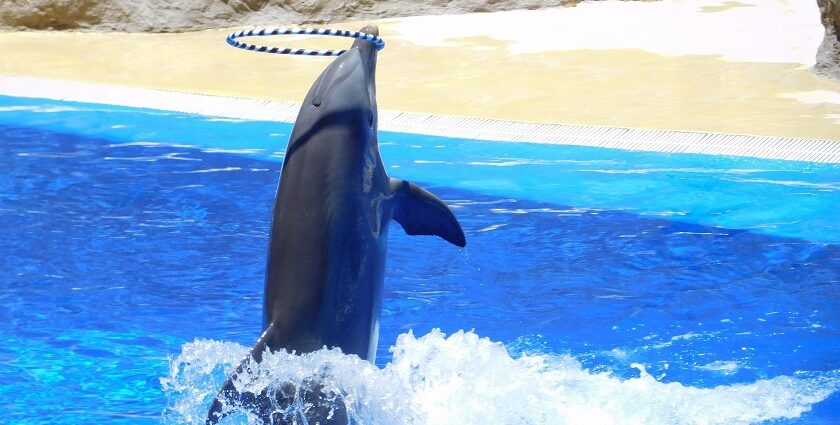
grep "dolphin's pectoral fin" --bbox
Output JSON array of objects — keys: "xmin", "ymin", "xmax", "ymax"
[
  {"xmin": 206, "ymin": 324, "xmax": 276, "ymax": 425},
  {"xmin": 390, "ymin": 178, "xmax": 466, "ymax": 247}
]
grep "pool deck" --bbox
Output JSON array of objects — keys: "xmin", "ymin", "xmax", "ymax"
[{"xmin": 1, "ymin": 0, "xmax": 840, "ymax": 161}]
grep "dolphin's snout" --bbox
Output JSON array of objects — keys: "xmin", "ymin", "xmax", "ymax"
[
  {"xmin": 351, "ymin": 25, "xmax": 379, "ymax": 62},
  {"xmin": 360, "ymin": 25, "xmax": 378, "ymax": 37}
]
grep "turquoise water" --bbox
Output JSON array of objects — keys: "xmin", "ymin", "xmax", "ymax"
[{"xmin": 1, "ymin": 95, "xmax": 839, "ymax": 424}]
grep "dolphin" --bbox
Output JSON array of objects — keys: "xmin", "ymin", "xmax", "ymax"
[{"xmin": 206, "ymin": 25, "xmax": 465, "ymax": 424}]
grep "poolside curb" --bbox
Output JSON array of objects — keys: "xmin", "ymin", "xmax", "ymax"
[{"xmin": 2, "ymin": 75, "xmax": 839, "ymax": 163}]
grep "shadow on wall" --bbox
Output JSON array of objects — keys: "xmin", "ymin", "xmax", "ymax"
[{"xmin": 0, "ymin": 0, "xmax": 580, "ymax": 32}]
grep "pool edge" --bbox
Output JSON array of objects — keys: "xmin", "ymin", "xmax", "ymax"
[{"xmin": 2, "ymin": 75, "xmax": 839, "ymax": 164}]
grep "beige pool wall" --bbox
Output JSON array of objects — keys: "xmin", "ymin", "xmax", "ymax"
[{"xmin": 0, "ymin": 0, "xmax": 839, "ymax": 141}]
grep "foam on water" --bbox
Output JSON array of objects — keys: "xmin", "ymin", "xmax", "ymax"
[{"xmin": 161, "ymin": 330, "xmax": 840, "ymax": 425}]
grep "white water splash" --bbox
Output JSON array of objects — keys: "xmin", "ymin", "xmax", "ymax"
[{"xmin": 161, "ymin": 330, "xmax": 840, "ymax": 425}]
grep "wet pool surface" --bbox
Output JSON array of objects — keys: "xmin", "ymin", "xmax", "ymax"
[{"xmin": 1, "ymin": 96, "xmax": 839, "ymax": 424}]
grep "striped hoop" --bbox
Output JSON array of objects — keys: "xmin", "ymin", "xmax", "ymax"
[{"xmin": 226, "ymin": 27, "xmax": 385, "ymax": 56}]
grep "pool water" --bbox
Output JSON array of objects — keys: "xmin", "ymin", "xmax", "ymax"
[{"xmin": 1, "ymin": 95, "xmax": 839, "ymax": 424}]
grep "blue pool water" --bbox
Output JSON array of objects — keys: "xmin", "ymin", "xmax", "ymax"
[{"xmin": 1, "ymin": 95, "xmax": 839, "ymax": 424}]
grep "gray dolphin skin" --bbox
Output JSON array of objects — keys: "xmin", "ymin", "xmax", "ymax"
[{"xmin": 206, "ymin": 25, "xmax": 465, "ymax": 424}]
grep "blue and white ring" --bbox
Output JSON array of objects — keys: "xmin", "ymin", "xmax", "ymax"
[{"xmin": 226, "ymin": 27, "xmax": 385, "ymax": 56}]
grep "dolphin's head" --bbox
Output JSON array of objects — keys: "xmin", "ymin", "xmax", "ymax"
[{"xmin": 291, "ymin": 25, "xmax": 380, "ymax": 154}]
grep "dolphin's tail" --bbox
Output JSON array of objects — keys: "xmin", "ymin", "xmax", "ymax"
[
  {"xmin": 206, "ymin": 323, "xmax": 275, "ymax": 425},
  {"xmin": 205, "ymin": 324, "xmax": 349, "ymax": 425}
]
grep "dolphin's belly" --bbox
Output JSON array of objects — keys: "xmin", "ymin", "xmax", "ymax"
[
  {"xmin": 263, "ymin": 177, "xmax": 387, "ymax": 360},
  {"xmin": 320, "ymin": 205, "xmax": 387, "ymax": 360}
]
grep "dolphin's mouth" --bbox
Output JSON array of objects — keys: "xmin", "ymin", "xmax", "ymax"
[{"xmin": 352, "ymin": 25, "xmax": 378, "ymax": 90}]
